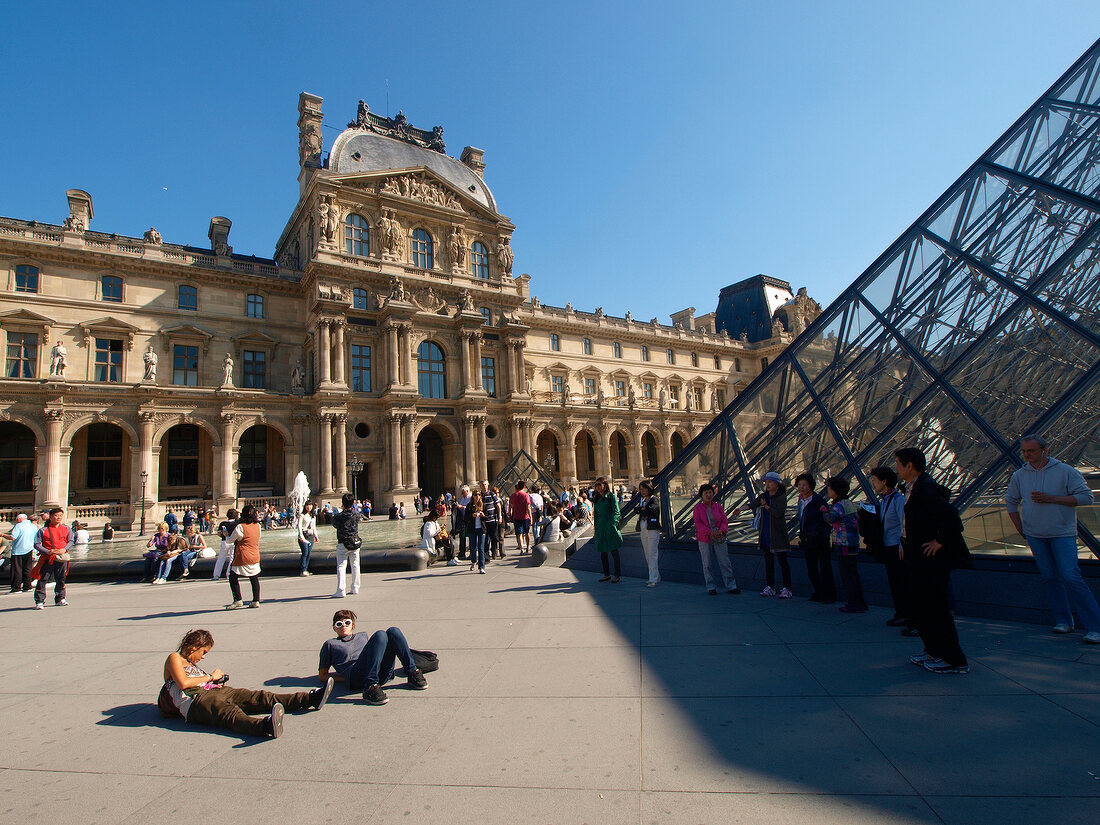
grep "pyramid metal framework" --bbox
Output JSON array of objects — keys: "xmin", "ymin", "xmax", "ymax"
[
  {"xmin": 490, "ymin": 450, "xmax": 564, "ymax": 502},
  {"xmin": 651, "ymin": 38, "xmax": 1100, "ymax": 557}
]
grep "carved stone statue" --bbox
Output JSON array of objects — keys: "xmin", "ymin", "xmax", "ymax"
[
  {"xmin": 299, "ymin": 121, "xmax": 322, "ymax": 166},
  {"xmin": 143, "ymin": 344, "xmax": 158, "ymax": 382},
  {"xmin": 526, "ymin": 377, "xmax": 533, "ymax": 394},
  {"xmin": 381, "ymin": 210, "xmax": 402, "ymax": 255},
  {"xmin": 596, "ymin": 388, "xmax": 606, "ymax": 408},
  {"xmin": 144, "ymin": 227, "xmax": 162, "ymax": 244},
  {"xmin": 562, "ymin": 381, "xmax": 570, "ymax": 405},
  {"xmin": 565, "ymin": 302, "xmax": 574, "ymax": 313},
  {"xmin": 50, "ymin": 340, "xmax": 68, "ymax": 377},
  {"xmin": 771, "ymin": 317, "xmax": 785, "ymax": 336},
  {"xmin": 628, "ymin": 387, "xmax": 637, "ymax": 408},
  {"xmin": 658, "ymin": 389, "xmax": 667, "ymax": 411},
  {"xmin": 496, "ymin": 236, "xmax": 514, "ymax": 276},
  {"xmin": 685, "ymin": 390, "xmax": 693, "ymax": 411},
  {"xmin": 322, "ymin": 196, "xmax": 339, "ymax": 244},
  {"xmin": 711, "ymin": 390, "xmax": 719, "ymax": 411},
  {"xmin": 222, "ymin": 352, "xmax": 234, "ymax": 386},
  {"xmin": 459, "ymin": 289, "xmax": 475, "ymax": 313},
  {"xmin": 625, "ymin": 311, "xmax": 633, "ymax": 323},
  {"xmin": 594, "ymin": 307, "xmax": 604, "ymax": 319},
  {"xmin": 739, "ymin": 331, "xmax": 749, "ymax": 342},
  {"xmin": 531, "ymin": 296, "xmax": 541, "ymax": 309},
  {"xmin": 317, "ymin": 198, "xmax": 333, "ymax": 245},
  {"xmin": 291, "ymin": 359, "xmax": 305, "ymax": 393},
  {"xmin": 63, "ymin": 215, "xmax": 86, "ymax": 233},
  {"xmin": 448, "ymin": 226, "xmax": 465, "ymax": 268},
  {"xmin": 389, "ymin": 275, "xmax": 406, "ymax": 301},
  {"xmin": 354, "ymin": 99, "xmax": 370, "ymax": 128}
]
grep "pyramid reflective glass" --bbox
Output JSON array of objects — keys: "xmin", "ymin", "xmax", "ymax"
[
  {"xmin": 490, "ymin": 450, "xmax": 564, "ymax": 502},
  {"xmin": 652, "ymin": 38, "xmax": 1100, "ymax": 557}
]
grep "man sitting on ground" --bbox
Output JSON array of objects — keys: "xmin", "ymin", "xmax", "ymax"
[{"xmin": 318, "ymin": 610, "xmax": 428, "ymax": 705}]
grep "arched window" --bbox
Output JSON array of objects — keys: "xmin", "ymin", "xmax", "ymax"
[
  {"xmin": 417, "ymin": 341, "xmax": 447, "ymax": 398},
  {"xmin": 353, "ymin": 288, "xmax": 368, "ymax": 309},
  {"xmin": 345, "ymin": 214, "xmax": 369, "ymax": 256},
  {"xmin": 642, "ymin": 432, "xmax": 658, "ymax": 471},
  {"xmin": 470, "ymin": 241, "xmax": 489, "ymax": 279},
  {"xmin": 412, "ymin": 229, "xmax": 433, "ymax": 269},
  {"xmin": 101, "ymin": 275, "xmax": 123, "ymax": 302}
]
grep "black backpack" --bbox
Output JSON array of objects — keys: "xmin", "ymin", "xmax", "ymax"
[{"xmin": 857, "ymin": 503, "xmax": 885, "ymax": 560}]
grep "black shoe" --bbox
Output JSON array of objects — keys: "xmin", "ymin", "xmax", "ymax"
[
  {"xmin": 707, "ymin": 589, "xmax": 717, "ymax": 596},
  {"xmin": 407, "ymin": 669, "xmax": 428, "ymax": 690},
  {"xmin": 728, "ymin": 588, "xmax": 741, "ymax": 595},
  {"xmin": 808, "ymin": 593, "xmax": 823, "ymax": 603},
  {"xmin": 599, "ymin": 575, "xmax": 611, "ymax": 582},
  {"xmin": 312, "ymin": 676, "xmax": 334, "ymax": 710},
  {"xmin": 265, "ymin": 703, "xmax": 285, "ymax": 738},
  {"xmin": 900, "ymin": 627, "xmax": 922, "ymax": 637},
  {"xmin": 363, "ymin": 683, "xmax": 389, "ymax": 705},
  {"xmin": 886, "ymin": 615, "xmax": 908, "ymax": 627}
]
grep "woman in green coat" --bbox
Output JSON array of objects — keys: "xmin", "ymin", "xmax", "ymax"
[{"xmin": 592, "ymin": 476, "xmax": 623, "ymax": 582}]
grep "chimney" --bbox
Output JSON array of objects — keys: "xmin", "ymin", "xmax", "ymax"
[
  {"xmin": 461, "ymin": 146, "xmax": 485, "ymax": 177},
  {"xmin": 64, "ymin": 189, "xmax": 93, "ymax": 232},
  {"xmin": 208, "ymin": 217, "xmax": 232, "ymax": 256}
]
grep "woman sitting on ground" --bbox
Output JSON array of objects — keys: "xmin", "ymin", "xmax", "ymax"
[{"xmin": 161, "ymin": 628, "xmax": 332, "ymax": 739}]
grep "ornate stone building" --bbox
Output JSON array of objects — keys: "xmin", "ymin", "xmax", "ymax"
[{"xmin": 0, "ymin": 94, "xmax": 819, "ymax": 527}]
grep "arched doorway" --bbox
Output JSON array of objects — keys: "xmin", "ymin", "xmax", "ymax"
[
  {"xmin": 160, "ymin": 424, "xmax": 214, "ymax": 501},
  {"xmin": 642, "ymin": 431, "xmax": 659, "ymax": 475},
  {"xmin": 0, "ymin": 421, "xmax": 37, "ymax": 505},
  {"xmin": 69, "ymin": 422, "xmax": 130, "ymax": 504},
  {"xmin": 671, "ymin": 432, "xmax": 686, "ymax": 460},
  {"xmin": 574, "ymin": 430, "xmax": 597, "ymax": 480},
  {"xmin": 536, "ymin": 430, "xmax": 560, "ymax": 480},
  {"xmin": 609, "ymin": 431, "xmax": 628, "ymax": 479},
  {"xmin": 238, "ymin": 424, "xmax": 285, "ymax": 497},
  {"xmin": 416, "ymin": 426, "xmax": 446, "ymax": 499}
]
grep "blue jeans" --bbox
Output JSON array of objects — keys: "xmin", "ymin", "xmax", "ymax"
[
  {"xmin": 1026, "ymin": 535, "xmax": 1100, "ymax": 632},
  {"xmin": 348, "ymin": 627, "xmax": 416, "ymax": 689},
  {"xmin": 156, "ymin": 555, "xmax": 180, "ymax": 580},
  {"xmin": 470, "ymin": 527, "xmax": 485, "ymax": 570},
  {"xmin": 299, "ymin": 539, "xmax": 313, "ymax": 573}
]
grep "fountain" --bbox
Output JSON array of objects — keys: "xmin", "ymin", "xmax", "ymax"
[{"xmin": 288, "ymin": 471, "xmax": 311, "ymax": 523}]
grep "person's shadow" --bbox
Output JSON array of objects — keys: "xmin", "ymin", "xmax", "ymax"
[{"xmin": 99, "ymin": 702, "xmax": 267, "ymax": 746}]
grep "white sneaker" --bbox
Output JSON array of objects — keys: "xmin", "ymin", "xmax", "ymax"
[
  {"xmin": 1052, "ymin": 623, "xmax": 1073, "ymax": 634},
  {"xmin": 760, "ymin": 586, "xmax": 776, "ymax": 597},
  {"xmin": 332, "ymin": 591, "xmax": 345, "ymax": 598},
  {"xmin": 33, "ymin": 602, "xmax": 44, "ymax": 610},
  {"xmin": 299, "ymin": 571, "xmax": 312, "ymax": 577},
  {"xmin": 57, "ymin": 599, "xmax": 68, "ymax": 606},
  {"xmin": 1084, "ymin": 631, "xmax": 1100, "ymax": 644},
  {"xmin": 777, "ymin": 587, "xmax": 793, "ymax": 599},
  {"xmin": 446, "ymin": 559, "xmax": 459, "ymax": 566}
]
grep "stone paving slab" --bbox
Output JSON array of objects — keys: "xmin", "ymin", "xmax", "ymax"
[{"xmin": 1, "ymin": 557, "xmax": 1098, "ymax": 825}]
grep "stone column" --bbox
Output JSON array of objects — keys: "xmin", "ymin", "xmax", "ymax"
[
  {"xmin": 219, "ymin": 412, "xmax": 236, "ymax": 506},
  {"xmin": 597, "ymin": 427, "xmax": 612, "ymax": 477},
  {"xmin": 399, "ymin": 323, "xmax": 414, "ymax": 388},
  {"xmin": 510, "ymin": 418, "xmax": 523, "ymax": 456},
  {"xmin": 332, "ymin": 321, "xmax": 346, "ymax": 386},
  {"xmin": 138, "ymin": 411, "xmax": 156, "ymax": 510},
  {"xmin": 628, "ymin": 427, "xmax": 643, "ymax": 483},
  {"xmin": 503, "ymin": 341, "xmax": 515, "ymax": 396},
  {"xmin": 477, "ymin": 416, "xmax": 488, "ymax": 483},
  {"xmin": 318, "ymin": 319, "xmax": 332, "ymax": 387},
  {"xmin": 514, "ymin": 341, "xmax": 526, "ymax": 394},
  {"xmin": 459, "ymin": 331, "xmax": 472, "ymax": 391},
  {"xmin": 659, "ymin": 425, "xmax": 674, "ymax": 469},
  {"xmin": 471, "ymin": 332, "xmax": 483, "ymax": 392},
  {"xmin": 44, "ymin": 409, "xmax": 64, "ymax": 508},
  {"xmin": 319, "ymin": 414, "xmax": 333, "ymax": 495},
  {"xmin": 523, "ymin": 419, "xmax": 535, "ymax": 457},
  {"xmin": 333, "ymin": 414, "xmax": 348, "ymax": 493},
  {"xmin": 402, "ymin": 414, "xmax": 416, "ymax": 492},
  {"xmin": 463, "ymin": 416, "xmax": 476, "ymax": 483},
  {"xmin": 386, "ymin": 323, "xmax": 400, "ymax": 389},
  {"xmin": 563, "ymin": 427, "xmax": 579, "ymax": 485},
  {"xmin": 388, "ymin": 414, "xmax": 404, "ymax": 489}
]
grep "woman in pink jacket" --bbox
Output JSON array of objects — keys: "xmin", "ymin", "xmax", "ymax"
[{"xmin": 692, "ymin": 484, "xmax": 740, "ymax": 595}]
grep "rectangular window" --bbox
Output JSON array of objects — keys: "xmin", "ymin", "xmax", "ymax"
[
  {"xmin": 101, "ymin": 276, "xmax": 123, "ymax": 302},
  {"xmin": 614, "ymin": 380, "xmax": 626, "ymax": 404},
  {"xmin": 6, "ymin": 332, "xmax": 37, "ymax": 378},
  {"xmin": 243, "ymin": 350, "xmax": 266, "ymax": 389},
  {"xmin": 693, "ymin": 387, "xmax": 704, "ymax": 409},
  {"xmin": 479, "ymin": 307, "xmax": 491, "ymax": 326},
  {"xmin": 15, "ymin": 265, "xmax": 39, "ymax": 293},
  {"xmin": 715, "ymin": 389, "xmax": 726, "ymax": 408},
  {"xmin": 247, "ymin": 294, "xmax": 264, "ymax": 318},
  {"xmin": 583, "ymin": 338, "xmax": 592, "ymax": 355},
  {"xmin": 670, "ymin": 385, "xmax": 680, "ymax": 406},
  {"xmin": 94, "ymin": 338, "xmax": 123, "ymax": 382},
  {"xmin": 86, "ymin": 423, "xmax": 122, "ymax": 489},
  {"xmin": 714, "ymin": 355, "xmax": 721, "ymax": 370},
  {"xmin": 351, "ymin": 344, "xmax": 371, "ymax": 392},
  {"xmin": 353, "ymin": 288, "xmax": 368, "ymax": 309},
  {"xmin": 481, "ymin": 356, "xmax": 496, "ymax": 397},
  {"xmin": 551, "ymin": 374, "xmax": 563, "ymax": 394},
  {"xmin": 550, "ymin": 333, "xmax": 560, "ymax": 351},
  {"xmin": 643, "ymin": 382, "xmax": 653, "ymax": 399},
  {"xmin": 172, "ymin": 344, "xmax": 199, "ymax": 386},
  {"xmin": 613, "ymin": 342, "xmax": 622, "ymax": 358},
  {"xmin": 178, "ymin": 285, "xmax": 197, "ymax": 311},
  {"xmin": 667, "ymin": 348, "xmax": 675, "ymax": 365},
  {"xmin": 691, "ymin": 352, "xmax": 698, "ymax": 367},
  {"xmin": 584, "ymin": 377, "xmax": 596, "ymax": 396},
  {"xmin": 641, "ymin": 345, "xmax": 649, "ymax": 362}
]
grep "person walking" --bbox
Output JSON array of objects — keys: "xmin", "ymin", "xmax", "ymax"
[
  {"xmin": 821, "ymin": 477, "xmax": 867, "ymax": 613},
  {"xmin": 225, "ymin": 504, "xmax": 262, "ymax": 609},
  {"xmin": 296, "ymin": 501, "xmax": 318, "ymax": 577},
  {"xmin": 212, "ymin": 509, "xmax": 238, "ymax": 580},
  {"xmin": 592, "ymin": 476, "xmax": 623, "ymax": 582},
  {"xmin": 692, "ymin": 484, "xmax": 739, "ymax": 595},
  {"xmin": 896, "ymin": 447, "xmax": 973, "ymax": 674},
  {"xmin": 4, "ymin": 513, "xmax": 37, "ymax": 593},
  {"xmin": 508, "ymin": 481, "xmax": 533, "ymax": 554},
  {"xmin": 481, "ymin": 481, "xmax": 503, "ymax": 559},
  {"xmin": 331, "ymin": 493, "xmax": 363, "ymax": 598},
  {"xmin": 1005, "ymin": 435, "xmax": 1100, "ymax": 643},
  {"xmin": 636, "ymin": 480, "xmax": 662, "ymax": 587}
]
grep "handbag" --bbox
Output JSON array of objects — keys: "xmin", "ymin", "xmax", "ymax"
[
  {"xmin": 411, "ymin": 648, "xmax": 439, "ymax": 673},
  {"xmin": 54, "ymin": 552, "xmax": 71, "ymax": 564}
]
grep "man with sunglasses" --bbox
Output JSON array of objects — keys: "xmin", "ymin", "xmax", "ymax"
[{"xmin": 318, "ymin": 610, "xmax": 428, "ymax": 705}]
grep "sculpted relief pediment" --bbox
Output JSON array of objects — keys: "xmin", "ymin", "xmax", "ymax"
[{"xmin": 380, "ymin": 172, "xmax": 462, "ymax": 210}]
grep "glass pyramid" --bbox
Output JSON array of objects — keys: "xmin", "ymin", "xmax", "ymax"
[
  {"xmin": 491, "ymin": 449, "xmax": 564, "ymax": 502},
  {"xmin": 653, "ymin": 38, "xmax": 1100, "ymax": 557}
]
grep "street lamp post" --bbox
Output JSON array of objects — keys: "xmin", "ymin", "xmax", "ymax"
[
  {"xmin": 234, "ymin": 468, "xmax": 242, "ymax": 508},
  {"xmin": 347, "ymin": 454, "xmax": 364, "ymax": 501},
  {"xmin": 32, "ymin": 472, "xmax": 40, "ymax": 511},
  {"xmin": 139, "ymin": 470, "xmax": 149, "ymax": 536}
]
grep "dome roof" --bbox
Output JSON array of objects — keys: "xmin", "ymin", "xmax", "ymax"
[{"xmin": 328, "ymin": 129, "xmax": 497, "ymax": 212}]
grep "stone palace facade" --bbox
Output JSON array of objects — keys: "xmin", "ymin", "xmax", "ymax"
[{"xmin": 0, "ymin": 94, "xmax": 821, "ymax": 527}]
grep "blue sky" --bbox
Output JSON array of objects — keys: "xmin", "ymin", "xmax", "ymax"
[{"xmin": 3, "ymin": 2, "xmax": 1100, "ymax": 322}]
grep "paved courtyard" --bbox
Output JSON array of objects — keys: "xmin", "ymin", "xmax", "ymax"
[{"xmin": 1, "ymin": 554, "xmax": 1098, "ymax": 825}]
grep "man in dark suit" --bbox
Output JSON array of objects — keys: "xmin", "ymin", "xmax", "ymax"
[
  {"xmin": 895, "ymin": 447, "xmax": 973, "ymax": 674},
  {"xmin": 795, "ymin": 473, "xmax": 835, "ymax": 603}
]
